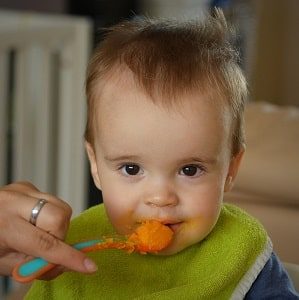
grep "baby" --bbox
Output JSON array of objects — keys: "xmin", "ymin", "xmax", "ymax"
[{"xmin": 26, "ymin": 10, "xmax": 298, "ymax": 299}]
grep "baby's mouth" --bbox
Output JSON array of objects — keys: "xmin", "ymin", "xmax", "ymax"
[
  {"xmin": 135, "ymin": 219, "xmax": 183, "ymax": 233},
  {"xmin": 164, "ymin": 222, "xmax": 183, "ymax": 233}
]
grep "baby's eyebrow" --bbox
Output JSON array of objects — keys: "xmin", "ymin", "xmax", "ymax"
[
  {"xmin": 104, "ymin": 154, "xmax": 140, "ymax": 162},
  {"xmin": 178, "ymin": 156, "xmax": 217, "ymax": 165},
  {"xmin": 104, "ymin": 155, "xmax": 217, "ymax": 165}
]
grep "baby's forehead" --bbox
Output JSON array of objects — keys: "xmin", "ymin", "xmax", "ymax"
[
  {"xmin": 95, "ymin": 65, "xmax": 230, "ymax": 115},
  {"xmin": 93, "ymin": 75, "xmax": 232, "ymax": 136}
]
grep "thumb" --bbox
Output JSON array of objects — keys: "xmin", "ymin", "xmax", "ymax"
[{"xmin": 11, "ymin": 220, "xmax": 98, "ymax": 274}]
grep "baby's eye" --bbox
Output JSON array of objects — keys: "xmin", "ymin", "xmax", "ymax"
[
  {"xmin": 121, "ymin": 164, "xmax": 142, "ymax": 176},
  {"xmin": 179, "ymin": 165, "xmax": 204, "ymax": 177}
]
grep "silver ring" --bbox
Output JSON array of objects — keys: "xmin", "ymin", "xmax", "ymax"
[{"xmin": 30, "ymin": 199, "xmax": 48, "ymax": 226}]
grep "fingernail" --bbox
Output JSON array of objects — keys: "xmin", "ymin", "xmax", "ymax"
[{"xmin": 84, "ymin": 258, "xmax": 98, "ymax": 272}]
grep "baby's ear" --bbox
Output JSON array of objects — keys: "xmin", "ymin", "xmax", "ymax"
[
  {"xmin": 85, "ymin": 141, "xmax": 102, "ymax": 190},
  {"xmin": 224, "ymin": 147, "xmax": 245, "ymax": 192}
]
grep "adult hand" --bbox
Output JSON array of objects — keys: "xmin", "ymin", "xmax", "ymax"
[{"xmin": 0, "ymin": 182, "xmax": 97, "ymax": 279}]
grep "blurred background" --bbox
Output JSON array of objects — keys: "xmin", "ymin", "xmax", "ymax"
[{"xmin": 0, "ymin": 0, "xmax": 298, "ymax": 298}]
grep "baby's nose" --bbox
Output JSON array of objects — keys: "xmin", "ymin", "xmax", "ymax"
[{"xmin": 144, "ymin": 186, "xmax": 179, "ymax": 207}]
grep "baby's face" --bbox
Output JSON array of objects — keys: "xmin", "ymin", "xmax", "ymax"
[{"xmin": 87, "ymin": 75, "xmax": 235, "ymax": 255}]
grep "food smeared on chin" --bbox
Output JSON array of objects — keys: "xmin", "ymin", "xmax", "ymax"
[{"xmin": 128, "ymin": 220, "xmax": 174, "ymax": 253}]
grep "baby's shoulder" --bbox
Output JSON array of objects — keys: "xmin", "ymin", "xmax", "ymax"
[{"xmin": 246, "ymin": 253, "xmax": 299, "ymax": 299}]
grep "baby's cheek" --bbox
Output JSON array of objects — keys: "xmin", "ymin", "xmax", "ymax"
[
  {"xmin": 103, "ymin": 197, "xmax": 121, "ymax": 222},
  {"xmin": 179, "ymin": 216, "xmax": 219, "ymax": 247},
  {"xmin": 104, "ymin": 199, "xmax": 134, "ymax": 234},
  {"xmin": 183, "ymin": 220, "xmax": 206, "ymax": 239}
]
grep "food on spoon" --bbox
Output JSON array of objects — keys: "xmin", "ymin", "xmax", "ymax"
[
  {"xmin": 128, "ymin": 220, "xmax": 174, "ymax": 253},
  {"xmin": 80, "ymin": 220, "xmax": 174, "ymax": 254}
]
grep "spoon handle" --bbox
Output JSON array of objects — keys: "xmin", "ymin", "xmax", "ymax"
[{"xmin": 12, "ymin": 239, "xmax": 101, "ymax": 283}]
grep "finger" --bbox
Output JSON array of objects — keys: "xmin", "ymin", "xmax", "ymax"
[
  {"xmin": 24, "ymin": 197, "xmax": 72, "ymax": 240},
  {"xmin": 2, "ymin": 191, "xmax": 71, "ymax": 240},
  {"xmin": 22, "ymin": 190, "xmax": 72, "ymax": 211},
  {"xmin": 23, "ymin": 192, "xmax": 73, "ymax": 234},
  {"xmin": 1, "ymin": 182, "xmax": 40, "ymax": 195},
  {"xmin": 2, "ymin": 182, "xmax": 71, "ymax": 212},
  {"xmin": 0, "ymin": 252, "xmax": 27, "ymax": 276},
  {"xmin": 7, "ymin": 219, "xmax": 97, "ymax": 273}
]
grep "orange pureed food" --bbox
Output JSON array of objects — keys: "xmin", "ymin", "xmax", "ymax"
[
  {"xmin": 80, "ymin": 220, "xmax": 174, "ymax": 254},
  {"xmin": 128, "ymin": 220, "xmax": 174, "ymax": 253}
]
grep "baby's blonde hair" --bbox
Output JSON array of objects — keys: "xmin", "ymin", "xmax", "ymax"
[{"xmin": 85, "ymin": 9, "xmax": 247, "ymax": 156}]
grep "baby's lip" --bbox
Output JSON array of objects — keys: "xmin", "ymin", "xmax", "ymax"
[
  {"xmin": 164, "ymin": 221, "xmax": 183, "ymax": 232},
  {"xmin": 162, "ymin": 220, "xmax": 182, "ymax": 224},
  {"xmin": 161, "ymin": 219, "xmax": 182, "ymax": 225},
  {"xmin": 137, "ymin": 218, "xmax": 181, "ymax": 225},
  {"xmin": 148, "ymin": 220, "xmax": 183, "ymax": 233},
  {"xmin": 138, "ymin": 218, "xmax": 183, "ymax": 232}
]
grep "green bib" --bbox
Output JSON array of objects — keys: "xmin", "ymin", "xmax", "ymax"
[{"xmin": 26, "ymin": 203, "xmax": 272, "ymax": 300}]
